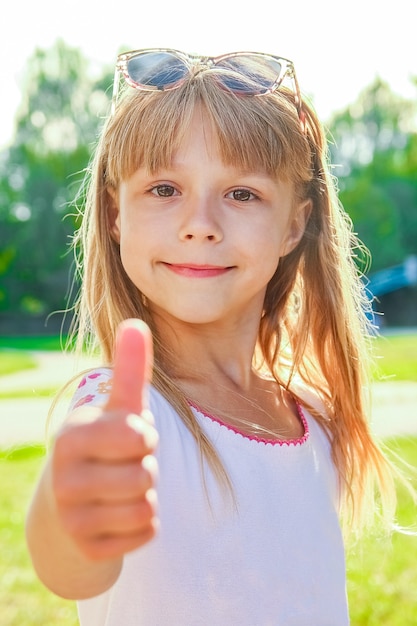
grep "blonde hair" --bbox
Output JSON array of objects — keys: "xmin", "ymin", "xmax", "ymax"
[{"xmin": 71, "ymin": 72, "xmax": 397, "ymax": 533}]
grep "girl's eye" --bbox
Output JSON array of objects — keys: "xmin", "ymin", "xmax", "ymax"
[
  {"xmin": 151, "ymin": 184, "xmax": 176, "ymax": 197},
  {"xmin": 228, "ymin": 189, "xmax": 256, "ymax": 202}
]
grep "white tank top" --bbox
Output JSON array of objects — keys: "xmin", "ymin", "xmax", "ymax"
[{"xmin": 71, "ymin": 369, "xmax": 349, "ymax": 625}]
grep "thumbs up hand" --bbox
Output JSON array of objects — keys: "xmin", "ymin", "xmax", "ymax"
[{"xmin": 52, "ymin": 320, "xmax": 159, "ymax": 562}]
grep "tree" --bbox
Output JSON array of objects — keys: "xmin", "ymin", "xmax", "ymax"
[
  {"xmin": 1, "ymin": 46, "xmax": 416, "ymax": 328},
  {"xmin": 0, "ymin": 41, "xmax": 112, "ymax": 321},
  {"xmin": 328, "ymin": 78, "xmax": 417, "ymax": 272}
]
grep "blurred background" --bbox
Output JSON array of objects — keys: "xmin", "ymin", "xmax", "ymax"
[
  {"xmin": 0, "ymin": 3, "xmax": 416, "ymax": 623},
  {"xmin": 0, "ymin": 0, "xmax": 416, "ymax": 335}
]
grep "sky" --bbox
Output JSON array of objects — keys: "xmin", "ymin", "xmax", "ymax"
[{"xmin": 1, "ymin": 0, "xmax": 416, "ymax": 149}]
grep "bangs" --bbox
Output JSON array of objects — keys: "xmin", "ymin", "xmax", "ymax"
[{"xmin": 103, "ymin": 75, "xmax": 312, "ymax": 187}]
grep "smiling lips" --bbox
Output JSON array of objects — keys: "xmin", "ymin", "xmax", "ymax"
[{"xmin": 163, "ymin": 263, "xmax": 233, "ymax": 278}]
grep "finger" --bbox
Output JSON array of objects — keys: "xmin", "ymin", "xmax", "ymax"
[
  {"xmin": 54, "ymin": 413, "xmax": 158, "ymax": 464},
  {"xmin": 106, "ymin": 319, "xmax": 153, "ymax": 416},
  {"xmin": 81, "ymin": 524, "xmax": 158, "ymax": 561},
  {"xmin": 62, "ymin": 490, "xmax": 158, "ymax": 560},
  {"xmin": 66, "ymin": 492, "xmax": 157, "ymax": 538},
  {"xmin": 55, "ymin": 455, "xmax": 158, "ymax": 504},
  {"xmin": 74, "ymin": 502, "xmax": 159, "ymax": 561}
]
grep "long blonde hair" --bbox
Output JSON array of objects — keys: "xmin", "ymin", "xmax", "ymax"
[{"xmin": 71, "ymin": 72, "xmax": 397, "ymax": 533}]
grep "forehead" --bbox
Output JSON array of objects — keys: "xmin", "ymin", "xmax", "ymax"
[
  {"xmin": 106, "ymin": 91, "xmax": 308, "ymax": 187},
  {"xmin": 166, "ymin": 109, "xmax": 266, "ymax": 173}
]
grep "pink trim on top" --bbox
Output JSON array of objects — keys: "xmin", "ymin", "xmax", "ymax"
[{"xmin": 188, "ymin": 399, "xmax": 309, "ymax": 447}]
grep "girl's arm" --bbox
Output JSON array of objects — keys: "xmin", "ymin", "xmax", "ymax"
[{"xmin": 25, "ymin": 320, "xmax": 158, "ymax": 599}]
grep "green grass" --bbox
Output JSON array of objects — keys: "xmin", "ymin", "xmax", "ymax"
[
  {"xmin": 0, "ymin": 388, "xmax": 59, "ymax": 400},
  {"xmin": 0, "ymin": 446, "xmax": 78, "ymax": 625},
  {"xmin": 0, "ymin": 351, "xmax": 37, "ymax": 376},
  {"xmin": 0, "ymin": 334, "xmax": 77, "ymax": 397},
  {"xmin": 1, "ymin": 440, "xmax": 416, "ymax": 625},
  {"xmin": 0, "ymin": 336, "xmax": 66, "ymax": 351},
  {"xmin": 372, "ymin": 334, "xmax": 417, "ymax": 382},
  {"xmin": 0, "ymin": 350, "xmax": 55, "ymax": 396},
  {"xmin": 347, "ymin": 437, "xmax": 417, "ymax": 625},
  {"xmin": 0, "ymin": 335, "xmax": 64, "ymax": 378}
]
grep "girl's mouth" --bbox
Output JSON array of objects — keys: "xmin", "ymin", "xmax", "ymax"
[{"xmin": 163, "ymin": 263, "xmax": 233, "ymax": 278}]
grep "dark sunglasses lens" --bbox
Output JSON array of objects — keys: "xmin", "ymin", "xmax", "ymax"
[
  {"xmin": 216, "ymin": 55, "xmax": 282, "ymax": 95},
  {"xmin": 127, "ymin": 52, "xmax": 189, "ymax": 89}
]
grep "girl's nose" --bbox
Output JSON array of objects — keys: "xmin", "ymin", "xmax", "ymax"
[{"xmin": 178, "ymin": 195, "xmax": 223, "ymax": 242}]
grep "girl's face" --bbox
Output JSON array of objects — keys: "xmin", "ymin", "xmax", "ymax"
[{"xmin": 109, "ymin": 109, "xmax": 310, "ymax": 331}]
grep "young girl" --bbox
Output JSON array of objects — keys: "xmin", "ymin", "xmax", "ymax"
[{"xmin": 26, "ymin": 49, "xmax": 397, "ymax": 625}]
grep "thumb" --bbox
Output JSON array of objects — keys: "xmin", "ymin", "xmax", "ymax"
[{"xmin": 106, "ymin": 319, "xmax": 153, "ymax": 416}]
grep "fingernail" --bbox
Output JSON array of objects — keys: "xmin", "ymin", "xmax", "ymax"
[
  {"xmin": 127, "ymin": 414, "xmax": 146, "ymax": 434},
  {"xmin": 141, "ymin": 408, "xmax": 154, "ymax": 425},
  {"xmin": 127, "ymin": 414, "xmax": 158, "ymax": 447}
]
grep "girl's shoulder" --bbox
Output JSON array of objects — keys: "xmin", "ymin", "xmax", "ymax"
[
  {"xmin": 68, "ymin": 367, "xmax": 113, "ymax": 412},
  {"xmin": 67, "ymin": 367, "xmax": 170, "ymax": 414}
]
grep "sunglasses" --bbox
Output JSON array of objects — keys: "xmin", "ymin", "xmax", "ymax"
[{"xmin": 112, "ymin": 48, "xmax": 306, "ymax": 131}]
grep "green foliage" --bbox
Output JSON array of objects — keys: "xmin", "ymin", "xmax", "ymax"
[
  {"xmin": 0, "ymin": 43, "xmax": 416, "ymax": 327},
  {"xmin": 329, "ymin": 78, "xmax": 417, "ymax": 272},
  {"xmin": 0, "ymin": 40, "xmax": 112, "ymax": 318},
  {"xmin": 0, "ymin": 335, "xmax": 65, "ymax": 351}
]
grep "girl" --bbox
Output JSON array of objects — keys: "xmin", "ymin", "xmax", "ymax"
[{"xmin": 26, "ymin": 49, "xmax": 397, "ymax": 625}]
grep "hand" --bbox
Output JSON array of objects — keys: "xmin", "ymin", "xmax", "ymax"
[{"xmin": 52, "ymin": 319, "xmax": 158, "ymax": 561}]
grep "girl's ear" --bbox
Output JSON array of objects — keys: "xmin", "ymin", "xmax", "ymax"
[
  {"xmin": 280, "ymin": 199, "xmax": 312, "ymax": 257},
  {"xmin": 107, "ymin": 187, "xmax": 121, "ymax": 243}
]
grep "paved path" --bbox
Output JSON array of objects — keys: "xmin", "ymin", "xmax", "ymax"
[
  {"xmin": 0, "ymin": 352, "xmax": 416, "ymax": 447},
  {"xmin": 0, "ymin": 351, "xmax": 99, "ymax": 446}
]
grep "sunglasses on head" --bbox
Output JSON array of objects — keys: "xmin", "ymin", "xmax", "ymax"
[{"xmin": 112, "ymin": 48, "xmax": 306, "ymax": 131}]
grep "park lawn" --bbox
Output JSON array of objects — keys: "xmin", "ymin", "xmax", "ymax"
[
  {"xmin": 372, "ymin": 333, "xmax": 417, "ymax": 382},
  {"xmin": 0, "ymin": 335, "xmax": 63, "ymax": 377},
  {"xmin": 1, "ymin": 440, "xmax": 416, "ymax": 626},
  {"xmin": 347, "ymin": 437, "xmax": 417, "ymax": 625},
  {"xmin": 0, "ymin": 351, "xmax": 37, "ymax": 377},
  {"xmin": 0, "ymin": 446, "xmax": 78, "ymax": 625},
  {"xmin": 0, "ymin": 352, "xmax": 56, "ymax": 398},
  {"xmin": 0, "ymin": 336, "xmax": 66, "ymax": 351},
  {"xmin": 0, "ymin": 388, "xmax": 59, "ymax": 400}
]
